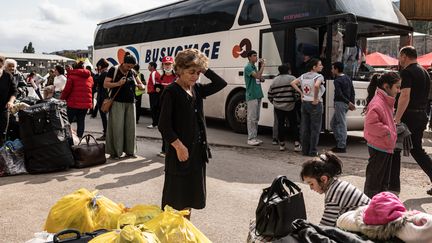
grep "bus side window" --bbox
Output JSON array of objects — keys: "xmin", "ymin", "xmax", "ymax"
[
  {"xmin": 238, "ymin": 0, "xmax": 264, "ymax": 25},
  {"xmin": 198, "ymin": 0, "xmax": 239, "ymax": 34}
]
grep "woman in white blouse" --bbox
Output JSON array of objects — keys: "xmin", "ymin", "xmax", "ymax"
[{"xmin": 53, "ymin": 65, "xmax": 67, "ymax": 98}]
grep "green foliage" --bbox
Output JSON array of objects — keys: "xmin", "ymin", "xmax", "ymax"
[
  {"xmin": 410, "ymin": 21, "xmax": 432, "ymax": 35},
  {"xmin": 23, "ymin": 42, "xmax": 35, "ymax": 53},
  {"xmin": 63, "ymin": 52, "xmax": 78, "ymax": 60}
]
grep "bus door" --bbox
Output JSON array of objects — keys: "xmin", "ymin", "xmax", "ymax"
[
  {"xmin": 258, "ymin": 28, "xmax": 285, "ymax": 127},
  {"xmin": 258, "ymin": 26, "xmax": 321, "ymax": 127}
]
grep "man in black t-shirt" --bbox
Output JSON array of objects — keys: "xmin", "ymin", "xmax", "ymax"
[{"xmin": 394, "ymin": 46, "xmax": 432, "ymax": 195}]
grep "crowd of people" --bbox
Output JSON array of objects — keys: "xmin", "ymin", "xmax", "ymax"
[
  {"xmin": 245, "ymin": 49, "xmax": 355, "ymax": 157},
  {"xmin": 1, "ymin": 45, "xmax": 432, "ymax": 235},
  {"xmin": 244, "ymin": 46, "xmax": 432, "ymax": 241}
]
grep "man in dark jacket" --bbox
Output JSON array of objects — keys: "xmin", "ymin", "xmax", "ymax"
[
  {"xmin": 330, "ymin": 62, "xmax": 355, "ymax": 153},
  {"xmin": 0, "ymin": 56, "xmax": 18, "ymax": 146}
]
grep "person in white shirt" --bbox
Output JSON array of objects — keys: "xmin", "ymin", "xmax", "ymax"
[
  {"xmin": 53, "ymin": 65, "xmax": 67, "ymax": 98},
  {"xmin": 291, "ymin": 58, "xmax": 325, "ymax": 156}
]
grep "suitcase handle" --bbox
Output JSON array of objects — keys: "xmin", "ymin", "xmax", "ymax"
[{"xmin": 53, "ymin": 229, "xmax": 81, "ymax": 242}]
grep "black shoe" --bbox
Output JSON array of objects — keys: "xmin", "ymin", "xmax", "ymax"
[
  {"xmin": 427, "ymin": 188, "xmax": 432, "ymax": 196},
  {"xmin": 125, "ymin": 154, "xmax": 137, "ymax": 158},
  {"xmin": 96, "ymin": 135, "xmax": 105, "ymax": 141},
  {"xmin": 331, "ymin": 147, "xmax": 346, "ymax": 153},
  {"xmin": 108, "ymin": 155, "xmax": 120, "ymax": 160}
]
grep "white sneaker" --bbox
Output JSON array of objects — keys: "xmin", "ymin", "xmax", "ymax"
[
  {"xmin": 157, "ymin": 152, "xmax": 166, "ymax": 158},
  {"xmin": 147, "ymin": 125, "xmax": 157, "ymax": 129},
  {"xmin": 279, "ymin": 143, "xmax": 286, "ymax": 151},
  {"xmin": 247, "ymin": 139, "xmax": 260, "ymax": 146},
  {"xmin": 255, "ymin": 138, "xmax": 263, "ymax": 144},
  {"xmin": 294, "ymin": 142, "xmax": 302, "ymax": 152}
]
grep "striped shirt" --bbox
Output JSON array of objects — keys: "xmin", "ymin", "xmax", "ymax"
[
  {"xmin": 320, "ymin": 179, "xmax": 370, "ymax": 226},
  {"xmin": 267, "ymin": 74, "xmax": 297, "ymax": 111}
]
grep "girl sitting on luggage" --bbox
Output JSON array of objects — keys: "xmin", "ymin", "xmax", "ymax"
[{"xmin": 300, "ymin": 151, "xmax": 370, "ymax": 226}]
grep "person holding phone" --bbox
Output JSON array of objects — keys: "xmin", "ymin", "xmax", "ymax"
[
  {"xmin": 244, "ymin": 50, "xmax": 265, "ymax": 146},
  {"xmin": 104, "ymin": 53, "xmax": 145, "ymax": 159}
]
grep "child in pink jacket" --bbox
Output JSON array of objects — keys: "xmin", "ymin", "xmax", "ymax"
[{"xmin": 363, "ymin": 72, "xmax": 401, "ymax": 198}]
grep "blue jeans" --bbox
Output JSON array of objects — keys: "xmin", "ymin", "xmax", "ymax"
[
  {"xmin": 247, "ymin": 99, "xmax": 261, "ymax": 140},
  {"xmin": 330, "ymin": 101, "xmax": 348, "ymax": 148},
  {"xmin": 301, "ymin": 102, "xmax": 323, "ymax": 156}
]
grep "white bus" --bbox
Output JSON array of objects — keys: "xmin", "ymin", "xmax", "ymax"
[{"xmin": 93, "ymin": 0, "xmax": 412, "ymax": 133}]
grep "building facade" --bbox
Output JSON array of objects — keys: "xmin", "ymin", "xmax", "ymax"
[{"xmin": 0, "ymin": 52, "xmax": 75, "ymax": 75}]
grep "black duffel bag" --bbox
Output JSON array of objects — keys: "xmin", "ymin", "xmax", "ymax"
[
  {"xmin": 19, "ymin": 100, "xmax": 74, "ymax": 173},
  {"xmin": 255, "ymin": 175, "xmax": 307, "ymax": 238}
]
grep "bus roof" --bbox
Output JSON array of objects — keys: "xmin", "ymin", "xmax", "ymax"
[
  {"xmin": 94, "ymin": 0, "xmax": 412, "ymax": 49},
  {"xmin": 98, "ymin": 0, "xmax": 409, "ymax": 28},
  {"xmin": 97, "ymin": 0, "xmax": 186, "ymax": 25}
]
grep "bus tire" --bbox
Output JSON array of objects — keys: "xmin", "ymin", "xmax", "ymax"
[{"xmin": 226, "ymin": 91, "xmax": 247, "ymax": 134}]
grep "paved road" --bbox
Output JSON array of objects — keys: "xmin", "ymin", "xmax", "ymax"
[{"xmin": 2, "ymin": 114, "xmax": 432, "ymax": 242}]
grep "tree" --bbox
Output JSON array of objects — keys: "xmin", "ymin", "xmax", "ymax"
[
  {"xmin": 410, "ymin": 21, "xmax": 432, "ymax": 35},
  {"xmin": 23, "ymin": 42, "xmax": 35, "ymax": 53}
]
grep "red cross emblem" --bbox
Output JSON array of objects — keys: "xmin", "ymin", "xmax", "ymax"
[{"xmin": 303, "ymin": 85, "xmax": 311, "ymax": 94}]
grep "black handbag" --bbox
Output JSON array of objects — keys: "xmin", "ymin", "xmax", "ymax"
[
  {"xmin": 71, "ymin": 134, "xmax": 106, "ymax": 168},
  {"xmin": 255, "ymin": 175, "xmax": 307, "ymax": 238}
]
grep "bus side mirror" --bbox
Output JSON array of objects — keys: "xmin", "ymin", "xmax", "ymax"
[{"xmin": 345, "ymin": 22, "xmax": 358, "ymax": 47}]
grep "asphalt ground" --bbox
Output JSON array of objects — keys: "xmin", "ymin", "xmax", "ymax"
[{"xmin": 2, "ymin": 114, "xmax": 432, "ymax": 242}]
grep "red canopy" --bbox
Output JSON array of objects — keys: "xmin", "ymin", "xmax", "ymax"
[
  {"xmin": 418, "ymin": 52, "xmax": 432, "ymax": 68},
  {"xmin": 365, "ymin": 52, "xmax": 398, "ymax": 66}
]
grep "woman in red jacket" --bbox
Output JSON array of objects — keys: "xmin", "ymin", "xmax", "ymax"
[{"xmin": 60, "ymin": 61, "xmax": 93, "ymax": 138}]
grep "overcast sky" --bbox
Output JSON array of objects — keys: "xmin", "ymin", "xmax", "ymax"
[{"xmin": 0, "ymin": 0, "xmax": 177, "ymax": 53}]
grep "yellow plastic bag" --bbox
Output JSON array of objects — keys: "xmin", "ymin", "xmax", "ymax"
[
  {"xmin": 143, "ymin": 206, "xmax": 212, "ymax": 243},
  {"xmin": 44, "ymin": 188, "xmax": 125, "ymax": 233},
  {"xmin": 89, "ymin": 225, "xmax": 160, "ymax": 243},
  {"xmin": 118, "ymin": 205, "xmax": 163, "ymax": 228}
]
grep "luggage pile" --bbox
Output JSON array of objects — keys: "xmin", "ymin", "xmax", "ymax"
[
  {"xmin": 1, "ymin": 99, "xmax": 106, "ymax": 177},
  {"xmin": 26, "ymin": 188, "xmax": 212, "ymax": 243},
  {"xmin": 19, "ymin": 99, "xmax": 75, "ymax": 173}
]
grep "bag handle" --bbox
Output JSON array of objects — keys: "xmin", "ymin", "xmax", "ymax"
[
  {"xmin": 77, "ymin": 134, "xmax": 99, "ymax": 146},
  {"xmin": 266, "ymin": 175, "xmax": 301, "ymax": 202},
  {"xmin": 53, "ymin": 229, "xmax": 81, "ymax": 243}
]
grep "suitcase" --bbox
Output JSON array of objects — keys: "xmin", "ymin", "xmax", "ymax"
[
  {"xmin": 19, "ymin": 100, "xmax": 74, "ymax": 173},
  {"xmin": 49, "ymin": 229, "xmax": 108, "ymax": 243}
]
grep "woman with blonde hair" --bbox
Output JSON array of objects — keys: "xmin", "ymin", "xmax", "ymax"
[{"xmin": 158, "ymin": 49, "xmax": 227, "ymax": 218}]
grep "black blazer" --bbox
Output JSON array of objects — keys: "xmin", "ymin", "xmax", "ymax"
[{"xmin": 158, "ymin": 68, "xmax": 227, "ymax": 174}]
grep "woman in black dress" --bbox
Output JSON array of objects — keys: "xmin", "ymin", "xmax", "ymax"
[{"xmin": 158, "ymin": 49, "xmax": 227, "ymax": 219}]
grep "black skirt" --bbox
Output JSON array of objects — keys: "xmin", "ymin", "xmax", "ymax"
[{"xmin": 162, "ymin": 162, "xmax": 206, "ymax": 210}]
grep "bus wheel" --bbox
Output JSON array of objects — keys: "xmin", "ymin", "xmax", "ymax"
[{"xmin": 226, "ymin": 91, "xmax": 247, "ymax": 134}]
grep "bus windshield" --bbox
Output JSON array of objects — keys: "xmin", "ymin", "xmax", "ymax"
[{"xmin": 334, "ymin": 0, "xmax": 408, "ymax": 26}]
